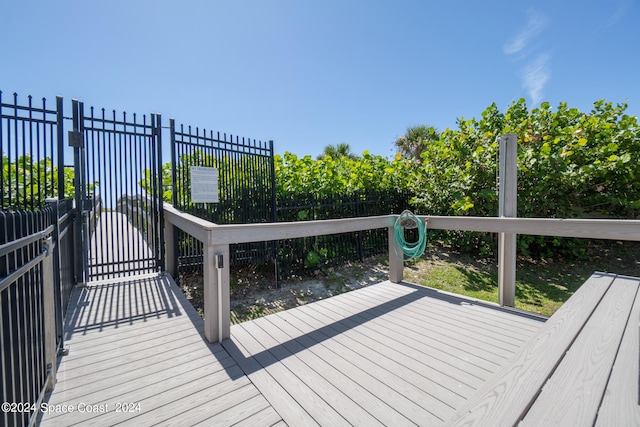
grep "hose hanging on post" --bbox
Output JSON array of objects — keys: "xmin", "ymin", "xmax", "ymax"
[{"xmin": 393, "ymin": 210, "xmax": 427, "ymax": 261}]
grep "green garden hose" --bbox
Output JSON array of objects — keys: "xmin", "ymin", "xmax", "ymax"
[{"xmin": 393, "ymin": 210, "xmax": 427, "ymax": 261}]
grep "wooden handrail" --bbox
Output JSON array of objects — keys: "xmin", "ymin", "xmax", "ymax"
[
  {"xmin": 165, "ymin": 205, "xmax": 640, "ymax": 244},
  {"xmin": 163, "ymin": 202, "xmax": 640, "ymax": 343},
  {"xmin": 163, "ymin": 203, "xmax": 396, "ymax": 245},
  {"xmin": 420, "ymin": 215, "xmax": 640, "ymax": 241}
]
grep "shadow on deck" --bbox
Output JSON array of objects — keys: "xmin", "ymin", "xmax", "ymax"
[
  {"xmin": 39, "ymin": 272, "xmax": 548, "ymax": 426},
  {"xmin": 38, "ymin": 274, "xmax": 281, "ymax": 426},
  {"xmin": 224, "ymin": 280, "xmax": 545, "ymax": 426}
]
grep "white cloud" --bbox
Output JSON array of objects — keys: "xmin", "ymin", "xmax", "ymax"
[
  {"xmin": 522, "ymin": 54, "xmax": 550, "ymax": 105},
  {"xmin": 503, "ymin": 9, "xmax": 549, "ymax": 55},
  {"xmin": 504, "ymin": 9, "xmax": 551, "ymax": 106},
  {"xmin": 606, "ymin": 0, "xmax": 632, "ymax": 27}
]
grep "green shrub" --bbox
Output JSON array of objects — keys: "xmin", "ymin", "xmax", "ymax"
[{"xmin": 411, "ymin": 99, "xmax": 640, "ymax": 257}]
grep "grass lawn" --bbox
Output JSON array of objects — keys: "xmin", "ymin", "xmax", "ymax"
[{"xmin": 404, "ymin": 240, "xmax": 640, "ymax": 317}]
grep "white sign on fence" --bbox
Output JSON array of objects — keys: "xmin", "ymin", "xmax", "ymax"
[{"xmin": 190, "ymin": 166, "xmax": 219, "ymax": 203}]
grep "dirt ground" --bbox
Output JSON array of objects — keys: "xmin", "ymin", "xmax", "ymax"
[
  {"xmin": 178, "ymin": 256, "xmax": 389, "ymax": 324},
  {"xmin": 178, "ymin": 240, "xmax": 640, "ymax": 322}
]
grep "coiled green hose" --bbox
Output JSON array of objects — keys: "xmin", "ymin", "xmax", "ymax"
[{"xmin": 393, "ymin": 210, "xmax": 427, "ymax": 261}]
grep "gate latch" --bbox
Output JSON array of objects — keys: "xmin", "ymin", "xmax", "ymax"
[{"xmin": 68, "ymin": 130, "xmax": 84, "ymax": 148}]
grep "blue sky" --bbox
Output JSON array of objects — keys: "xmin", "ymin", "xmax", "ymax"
[{"xmin": 2, "ymin": 1, "xmax": 638, "ymax": 159}]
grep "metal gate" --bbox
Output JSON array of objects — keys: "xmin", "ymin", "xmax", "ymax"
[{"xmin": 69, "ymin": 100, "xmax": 164, "ymax": 283}]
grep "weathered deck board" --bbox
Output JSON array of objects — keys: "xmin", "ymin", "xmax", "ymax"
[
  {"xmin": 331, "ymin": 283, "xmax": 524, "ymax": 361},
  {"xmin": 241, "ymin": 319, "xmax": 390, "ymax": 426},
  {"xmin": 263, "ymin": 312, "xmax": 420, "ymax": 427},
  {"xmin": 223, "ymin": 335, "xmax": 320, "ymax": 427},
  {"xmin": 369, "ymin": 281, "xmax": 541, "ymax": 337},
  {"xmin": 303, "ymin": 291, "xmax": 496, "ymax": 398},
  {"xmin": 520, "ymin": 275, "xmax": 639, "ymax": 426},
  {"xmin": 282, "ymin": 297, "xmax": 481, "ymax": 394},
  {"xmin": 280, "ymin": 303, "xmax": 475, "ymax": 403},
  {"xmin": 296, "ymin": 291, "xmax": 490, "ymax": 390},
  {"xmin": 227, "ymin": 280, "xmax": 545, "ymax": 427},
  {"xmin": 304, "ymin": 284, "xmax": 506, "ymax": 380},
  {"xmin": 595, "ymin": 276, "xmax": 640, "ymax": 426},
  {"xmin": 228, "ymin": 405, "xmax": 284, "ymax": 427},
  {"xmin": 39, "ymin": 274, "xmax": 282, "ymax": 427},
  {"xmin": 446, "ymin": 272, "xmax": 640, "ymax": 427}
]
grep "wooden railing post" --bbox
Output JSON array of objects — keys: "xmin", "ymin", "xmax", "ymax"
[
  {"xmin": 388, "ymin": 225, "xmax": 404, "ymax": 283},
  {"xmin": 498, "ymin": 133, "xmax": 518, "ymax": 307},
  {"xmin": 164, "ymin": 216, "xmax": 177, "ymax": 278},
  {"xmin": 203, "ymin": 239, "xmax": 230, "ymax": 343}
]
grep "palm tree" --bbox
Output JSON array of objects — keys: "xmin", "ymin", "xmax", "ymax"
[
  {"xmin": 394, "ymin": 125, "xmax": 440, "ymax": 160},
  {"xmin": 317, "ymin": 143, "xmax": 359, "ymax": 160}
]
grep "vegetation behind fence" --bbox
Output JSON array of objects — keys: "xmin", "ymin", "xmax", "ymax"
[
  {"xmin": 1, "ymin": 91, "xmax": 67, "ymax": 210},
  {"xmin": 276, "ymin": 191, "xmax": 410, "ymax": 276}
]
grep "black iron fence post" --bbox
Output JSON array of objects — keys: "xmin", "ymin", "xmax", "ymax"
[
  {"xmin": 153, "ymin": 113, "xmax": 165, "ymax": 272},
  {"xmin": 45, "ymin": 197, "xmax": 65, "ymax": 349},
  {"xmin": 169, "ymin": 118, "xmax": 179, "ymax": 274},
  {"xmin": 69, "ymin": 99, "xmax": 87, "ymax": 285},
  {"xmin": 355, "ymin": 191, "xmax": 364, "ymax": 260},
  {"xmin": 56, "ymin": 96, "xmax": 65, "ymax": 200},
  {"xmin": 269, "ymin": 140, "xmax": 281, "ymax": 286}
]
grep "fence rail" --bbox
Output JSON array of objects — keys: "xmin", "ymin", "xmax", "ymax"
[
  {"xmin": 0, "ymin": 206, "xmax": 63, "ymax": 427},
  {"xmin": 418, "ymin": 215, "xmax": 640, "ymax": 241}
]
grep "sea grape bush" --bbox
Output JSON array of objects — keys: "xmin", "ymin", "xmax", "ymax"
[
  {"xmin": 276, "ymin": 99, "xmax": 640, "ymax": 257},
  {"xmin": 2, "ymin": 155, "xmax": 74, "ymax": 209},
  {"xmin": 411, "ymin": 98, "xmax": 640, "ymax": 256},
  {"xmin": 273, "ymin": 150, "xmax": 414, "ymax": 198}
]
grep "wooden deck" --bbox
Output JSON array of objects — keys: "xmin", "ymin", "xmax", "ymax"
[
  {"xmin": 39, "ymin": 271, "xmax": 640, "ymax": 426},
  {"xmin": 224, "ymin": 280, "xmax": 544, "ymax": 426},
  {"xmin": 38, "ymin": 274, "xmax": 282, "ymax": 426}
]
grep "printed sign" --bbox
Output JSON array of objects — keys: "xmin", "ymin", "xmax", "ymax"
[{"xmin": 190, "ymin": 166, "xmax": 219, "ymax": 203}]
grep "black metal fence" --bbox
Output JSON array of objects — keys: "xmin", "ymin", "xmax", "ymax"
[
  {"xmin": 170, "ymin": 120, "xmax": 276, "ymax": 272},
  {"xmin": 168, "ymin": 116, "xmax": 411, "ymax": 278},
  {"xmin": 1, "ymin": 92, "xmax": 65, "ymax": 210},
  {"xmin": 1, "ymin": 92, "xmax": 75, "ymax": 427},
  {"xmin": 276, "ymin": 191, "xmax": 411, "ymax": 277},
  {"xmin": 0, "ymin": 205, "xmax": 68, "ymax": 427}
]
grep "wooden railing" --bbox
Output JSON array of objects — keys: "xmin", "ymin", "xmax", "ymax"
[
  {"xmin": 163, "ymin": 203, "xmax": 402, "ymax": 343},
  {"xmin": 163, "ymin": 201, "xmax": 640, "ymax": 343}
]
